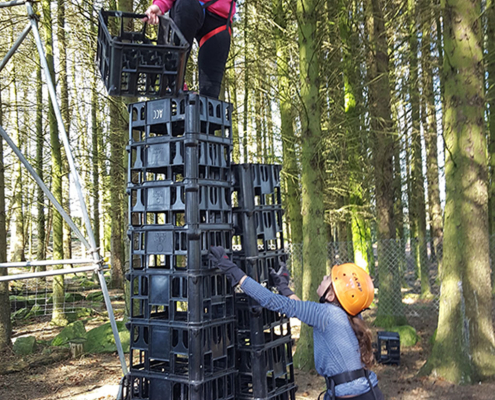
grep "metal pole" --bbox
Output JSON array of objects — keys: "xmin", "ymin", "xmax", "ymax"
[
  {"xmin": 0, "ymin": 265, "xmax": 103, "ymax": 282},
  {"xmin": 26, "ymin": 2, "xmax": 98, "ymax": 252},
  {"xmin": 0, "ymin": 0, "xmax": 27, "ymax": 8},
  {"xmin": 0, "ymin": 258, "xmax": 95, "ymax": 268},
  {"xmin": 24, "ymin": 1, "xmax": 129, "ymax": 376},
  {"xmin": 0, "ymin": 23, "xmax": 31, "ymax": 72},
  {"xmin": 0, "ymin": 125, "xmax": 92, "ymax": 250}
]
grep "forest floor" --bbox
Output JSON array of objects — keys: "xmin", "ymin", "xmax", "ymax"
[{"xmin": 1, "ymin": 296, "xmax": 495, "ymax": 400}]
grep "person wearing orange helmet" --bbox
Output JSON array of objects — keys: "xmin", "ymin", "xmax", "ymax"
[{"xmin": 209, "ymin": 247, "xmax": 384, "ymax": 400}]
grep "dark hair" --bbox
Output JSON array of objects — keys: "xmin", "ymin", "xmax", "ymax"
[{"xmin": 347, "ymin": 314, "xmax": 374, "ymax": 368}]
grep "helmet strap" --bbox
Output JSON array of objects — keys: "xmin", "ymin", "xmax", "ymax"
[{"xmin": 319, "ymin": 283, "xmax": 333, "ymax": 304}]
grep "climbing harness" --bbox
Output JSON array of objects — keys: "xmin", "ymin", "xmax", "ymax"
[
  {"xmin": 198, "ymin": 0, "xmax": 235, "ymax": 47},
  {"xmin": 317, "ymin": 369, "xmax": 378, "ymax": 400}
]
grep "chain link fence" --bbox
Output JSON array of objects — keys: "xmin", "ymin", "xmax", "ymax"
[{"xmin": 284, "ymin": 238, "xmax": 444, "ymax": 328}]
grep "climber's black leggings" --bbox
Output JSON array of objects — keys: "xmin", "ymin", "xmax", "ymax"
[{"xmin": 170, "ymin": 0, "xmax": 231, "ymax": 98}]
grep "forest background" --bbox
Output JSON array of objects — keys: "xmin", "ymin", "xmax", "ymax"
[{"xmin": 0, "ymin": 0, "xmax": 495, "ymax": 397}]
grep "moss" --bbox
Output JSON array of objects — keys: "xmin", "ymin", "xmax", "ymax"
[
  {"xmin": 387, "ymin": 325, "xmax": 418, "ymax": 347},
  {"xmin": 83, "ymin": 321, "xmax": 129, "ymax": 354},
  {"xmin": 13, "ymin": 336, "xmax": 36, "ymax": 355},
  {"xmin": 51, "ymin": 321, "xmax": 87, "ymax": 347}
]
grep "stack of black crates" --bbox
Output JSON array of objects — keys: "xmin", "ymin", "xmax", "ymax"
[
  {"xmin": 125, "ymin": 94, "xmax": 236, "ymax": 400},
  {"xmin": 231, "ymin": 164, "xmax": 297, "ymax": 400},
  {"xmin": 98, "ymin": 9, "xmax": 296, "ymax": 400}
]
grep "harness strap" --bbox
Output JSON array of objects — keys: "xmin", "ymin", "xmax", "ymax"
[
  {"xmin": 325, "ymin": 369, "xmax": 378, "ymax": 400},
  {"xmin": 325, "ymin": 368, "xmax": 367, "ymax": 386},
  {"xmin": 199, "ymin": 25, "xmax": 231, "ymax": 47},
  {"xmin": 201, "ymin": 0, "xmax": 221, "ymax": 8}
]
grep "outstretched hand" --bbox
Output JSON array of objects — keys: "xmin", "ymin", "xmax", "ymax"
[
  {"xmin": 209, "ymin": 246, "xmax": 246, "ymax": 287},
  {"xmin": 143, "ymin": 4, "xmax": 162, "ymax": 25},
  {"xmin": 270, "ymin": 260, "xmax": 294, "ymax": 297}
]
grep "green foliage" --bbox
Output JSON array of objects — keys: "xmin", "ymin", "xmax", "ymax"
[
  {"xmin": 83, "ymin": 321, "xmax": 129, "ymax": 354},
  {"xmin": 51, "ymin": 321, "xmax": 87, "ymax": 347},
  {"xmin": 387, "ymin": 325, "xmax": 418, "ymax": 347}
]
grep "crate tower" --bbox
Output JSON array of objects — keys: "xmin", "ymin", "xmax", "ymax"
[
  {"xmin": 97, "ymin": 10, "xmax": 296, "ymax": 400},
  {"xmin": 231, "ymin": 165, "xmax": 297, "ymax": 400}
]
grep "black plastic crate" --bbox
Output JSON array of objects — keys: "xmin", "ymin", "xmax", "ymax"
[
  {"xmin": 230, "ymin": 254, "xmax": 286, "ymax": 284},
  {"xmin": 129, "ymin": 95, "xmax": 232, "ymax": 139},
  {"xmin": 236, "ymin": 385, "xmax": 297, "ymax": 400},
  {"xmin": 233, "ymin": 207, "xmax": 283, "ymax": 240},
  {"xmin": 235, "ymin": 292, "xmax": 290, "ymax": 335},
  {"xmin": 232, "ymin": 208, "xmax": 284, "ymax": 254},
  {"xmin": 97, "ymin": 10, "xmax": 188, "ymax": 97},
  {"xmin": 123, "ymin": 371, "xmax": 236, "ymax": 400},
  {"xmin": 128, "ymin": 140, "xmax": 231, "ymax": 184},
  {"xmin": 128, "ymin": 227, "xmax": 232, "ymax": 268},
  {"xmin": 128, "ymin": 320, "xmax": 235, "ymax": 379},
  {"xmin": 128, "ymin": 183, "xmax": 232, "ymax": 228},
  {"xmin": 236, "ymin": 337, "xmax": 295, "ymax": 399},
  {"xmin": 128, "ymin": 270, "xmax": 234, "ymax": 323},
  {"xmin": 232, "ymin": 164, "xmax": 282, "ymax": 208},
  {"xmin": 375, "ymin": 331, "xmax": 400, "ymax": 365}
]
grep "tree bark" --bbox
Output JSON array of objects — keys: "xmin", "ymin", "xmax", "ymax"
[
  {"xmin": 422, "ymin": 0, "xmax": 495, "ymax": 382},
  {"xmin": 0, "ymin": 80, "xmax": 11, "ymax": 350},
  {"xmin": 292, "ymin": 0, "xmax": 326, "ymax": 371},
  {"xmin": 420, "ymin": 0, "xmax": 443, "ymax": 274},
  {"xmin": 408, "ymin": 0, "xmax": 431, "ymax": 297},
  {"xmin": 273, "ymin": 0, "xmax": 303, "ymax": 297},
  {"xmin": 365, "ymin": 0, "xmax": 406, "ymax": 327},
  {"xmin": 42, "ymin": 0, "xmax": 67, "ymax": 326}
]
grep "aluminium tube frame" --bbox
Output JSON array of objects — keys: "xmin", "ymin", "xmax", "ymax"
[{"xmin": 0, "ymin": 0, "xmax": 128, "ymax": 377}]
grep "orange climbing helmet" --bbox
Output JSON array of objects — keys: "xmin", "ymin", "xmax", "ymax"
[{"xmin": 331, "ymin": 263, "xmax": 374, "ymax": 316}]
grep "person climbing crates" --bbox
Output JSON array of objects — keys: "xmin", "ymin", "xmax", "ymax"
[
  {"xmin": 144, "ymin": 0, "xmax": 236, "ymax": 99},
  {"xmin": 209, "ymin": 246, "xmax": 385, "ymax": 400}
]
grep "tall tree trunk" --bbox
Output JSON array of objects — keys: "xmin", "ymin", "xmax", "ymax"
[
  {"xmin": 0, "ymin": 81, "xmax": 11, "ymax": 350},
  {"xmin": 242, "ymin": 2, "xmax": 250, "ymax": 163},
  {"xmin": 292, "ymin": 0, "xmax": 326, "ymax": 371},
  {"xmin": 487, "ymin": 0, "xmax": 495, "ymax": 294},
  {"xmin": 421, "ymin": 0, "xmax": 495, "ymax": 382},
  {"xmin": 408, "ymin": 0, "xmax": 431, "ymax": 297},
  {"xmin": 35, "ymin": 62, "xmax": 46, "ymax": 272},
  {"xmin": 365, "ymin": 0, "xmax": 406, "ymax": 327},
  {"xmin": 42, "ymin": 0, "xmax": 67, "ymax": 326},
  {"xmin": 9, "ymin": 40, "xmax": 25, "ymax": 262},
  {"xmin": 421, "ymin": 0, "xmax": 443, "ymax": 274},
  {"xmin": 273, "ymin": 0, "xmax": 303, "ymax": 297},
  {"xmin": 57, "ymin": 0, "xmax": 72, "ymax": 265},
  {"xmin": 341, "ymin": 0, "xmax": 372, "ymax": 270}
]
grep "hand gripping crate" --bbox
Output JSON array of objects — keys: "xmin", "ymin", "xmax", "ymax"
[
  {"xmin": 97, "ymin": 10, "xmax": 188, "ymax": 97},
  {"xmin": 128, "ymin": 226, "xmax": 233, "ymax": 271},
  {"xmin": 123, "ymin": 370, "xmax": 236, "ymax": 400}
]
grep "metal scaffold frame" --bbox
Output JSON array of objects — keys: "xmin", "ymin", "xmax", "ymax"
[{"xmin": 0, "ymin": 0, "xmax": 128, "ymax": 396}]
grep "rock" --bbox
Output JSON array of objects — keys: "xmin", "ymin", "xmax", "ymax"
[
  {"xmin": 83, "ymin": 321, "xmax": 130, "ymax": 354},
  {"xmin": 13, "ymin": 336, "xmax": 36, "ymax": 355},
  {"xmin": 388, "ymin": 325, "xmax": 418, "ymax": 347},
  {"xmin": 66, "ymin": 307, "xmax": 94, "ymax": 323},
  {"xmin": 25, "ymin": 304, "xmax": 46, "ymax": 319},
  {"xmin": 11, "ymin": 307, "xmax": 29, "ymax": 320},
  {"xmin": 65, "ymin": 293, "xmax": 86, "ymax": 302},
  {"xmin": 51, "ymin": 321, "xmax": 87, "ymax": 347},
  {"xmin": 86, "ymin": 292, "xmax": 104, "ymax": 302}
]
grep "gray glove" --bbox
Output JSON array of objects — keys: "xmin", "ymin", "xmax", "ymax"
[
  {"xmin": 209, "ymin": 246, "xmax": 245, "ymax": 287},
  {"xmin": 270, "ymin": 262, "xmax": 294, "ymax": 297}
]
